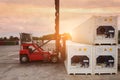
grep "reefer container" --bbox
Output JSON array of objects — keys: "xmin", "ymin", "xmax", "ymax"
[
  {"xmin": 64, "ymin": 41, "xmax": 93, "ymax": 75},
  {"xmin": 93, "ymin": 45, "xmax": 118, "ymax": 74},
  {"xmin": 118, "ymin": 48, "xmax": 120, "ymax": 69},
  {"xmin": 72, "ymin": 16, "xmax": 118, "ymax": 45}
]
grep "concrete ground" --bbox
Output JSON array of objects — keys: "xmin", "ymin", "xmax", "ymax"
[{"xmin": 0, "ymin": 45, "xmax": 120, "ymax": 80}]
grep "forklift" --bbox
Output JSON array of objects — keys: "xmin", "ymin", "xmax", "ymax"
[
  {"xmin": 19, "ymin": 0, "xmax": 66, "ymax": 63},
  {"xmin": 19, "ymin": 33, "xmax": 59, "ymax": 63}
]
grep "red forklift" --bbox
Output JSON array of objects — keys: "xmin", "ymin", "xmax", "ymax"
[
  {"xmin": 19, "ymin": 33, "xmax": 59, "ymax": 63},
  {"xmin": 19, "ymin": 0, "xmax": 65, "ymax": 63}
]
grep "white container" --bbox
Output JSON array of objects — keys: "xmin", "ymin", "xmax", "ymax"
[
  {"xmin": 118, "ymin": 49, "xmax": 120, "ymax": 68},
  {"xmin": 72, "ymin": 16, "xmax": 118, "ymax": 45},
  {"xmin": 93, "ymin": 45, "xmax": 118, "ymax": 74},
  {"xmin": 64, "ymin": 41, "xmax": 93, "ymax": 74}
]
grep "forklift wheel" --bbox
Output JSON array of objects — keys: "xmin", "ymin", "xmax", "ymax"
[
  {"xmin": 51, "ymin": 56, "xmax": 58, "ymax": 63},
  {"xmin": 20, "ymin": 55, "xmax": 29, "ymax": 63}
]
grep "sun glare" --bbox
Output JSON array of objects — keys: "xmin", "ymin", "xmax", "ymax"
[{"xmin": 66, "ymin": 30, "xmax": 72, "ymax": 37}]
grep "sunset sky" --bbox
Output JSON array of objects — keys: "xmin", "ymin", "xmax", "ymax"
[{"xmin": 0, "ymin": 0, "xmax": 120, "ymax": 37}]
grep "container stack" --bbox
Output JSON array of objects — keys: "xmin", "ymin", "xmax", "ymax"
[
  {"xmin": 64, "ymin": 16, "xmax": 118, "ymax": 74},
  {"xmin": 64, "ymin": 41, "xmax": 93, "ymax": 75}
]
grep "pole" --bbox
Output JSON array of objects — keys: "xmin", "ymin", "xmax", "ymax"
[{"xmin": 55, "ymin": 0, "xmax": 60, "ymax": 55}]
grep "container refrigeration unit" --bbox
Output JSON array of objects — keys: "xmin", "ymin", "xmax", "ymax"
[{"xmin": 64, "ymin": 41, "xmax": 93, "ymax": 75}]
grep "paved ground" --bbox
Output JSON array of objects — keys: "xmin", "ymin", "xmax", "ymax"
[{"xmin": 0, "ymin": 45, "xmax": 120, "ymax": 80}]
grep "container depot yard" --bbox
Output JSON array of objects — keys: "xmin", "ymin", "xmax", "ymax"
[{"xmin": 0, "ymin": 45, "xmax": 120, "ymax": 80}]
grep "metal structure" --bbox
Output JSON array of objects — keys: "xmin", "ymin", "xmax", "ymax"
[{"xmin": 55, "ymin": 0, "xmax": 60, "ymax": 55}]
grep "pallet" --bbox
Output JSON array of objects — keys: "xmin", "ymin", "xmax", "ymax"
[
  {"xmin": 69, "ymin": 73, "xmax": 91, "ymax": 75},
  {"xmin": 95, "ymin": 73, "xmax": 116, "ymax": 75},
  {"xmin": 94, "ymin": 43, "xmax": 116, "ymax": 45}
]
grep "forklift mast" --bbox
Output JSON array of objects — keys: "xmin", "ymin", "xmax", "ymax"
[{"xmin": 55, "ymin": 0, "xmax": 60, "ymax": 55}]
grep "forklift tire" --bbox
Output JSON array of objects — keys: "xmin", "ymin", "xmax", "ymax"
[
  {"xmin": 51, "ymin": 56, "xmax": 59, "ymax": 63},
  {"xmin": 20, "ymin": 55, "xmax": 29, "ymax": 63}
]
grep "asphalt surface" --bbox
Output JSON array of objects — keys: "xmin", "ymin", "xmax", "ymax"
[{"xmin": 0, "ymin": 45, "xmax": 120, "ymax": 80}]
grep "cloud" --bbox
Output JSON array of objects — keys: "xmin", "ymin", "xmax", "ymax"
[
  {"xmin": 0, "ymin": 0, "xmax": 54, "ymax": 7},
  {"xmin": 0, "ymin": 0, "xmax": 120, "ymax": 37},
  {"xmin": 0, "ymin": 3, "xmax": 55, "ymax": 35},
  {"xmin": 61, "ymin": 0, "xmax": 120, "ymax": 8},
  {"xmin": 0, "ymin": 16, "xmax": 55, "ymax": 33},
  {"xmin": 1, "ymin": 0, "xmax": 120, "ymax": 9}
]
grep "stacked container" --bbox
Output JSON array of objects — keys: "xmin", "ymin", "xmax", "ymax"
[
  {"xmin": 65, "ymin": 41, "xmax": 93, "ymax": 75},
  {"xmin": 93, "ymin": 45, "xmax": 118, "ymax": 74},
  {"xmin": 72, "ymin": 16, "xmax": 118, "ymax": 45},
  {"xmin": 65, "ymin": 16, "xmax": 118, "ymax": 74}
]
